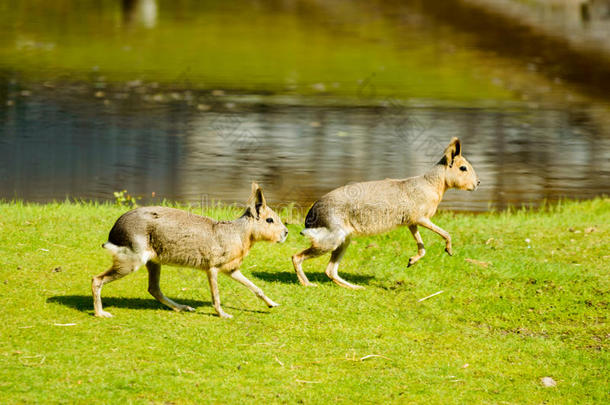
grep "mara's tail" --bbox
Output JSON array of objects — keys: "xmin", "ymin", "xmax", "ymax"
[
  {"xmin": 300, "ymin": 227, "xmax": 331, "ymax": 239},
  {"xmin": 300, "ymin": 227, "xmax": 347, "ymax": 251},
  {"xmin": 101, "ymin": 241, "xmax": 130, "ymax": 256}
]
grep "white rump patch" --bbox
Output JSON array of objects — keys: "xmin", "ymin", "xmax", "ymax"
[
  {"xmin": 102, "ymin": 242, "xmax": 130, "ymax": 256},
  {"xmin": 301, "ymin": 227, "xmax": 347, "ymax": 251},
  {"xmin": 103, "ymin": 236, "xmax": 154, "ymax": 267}
]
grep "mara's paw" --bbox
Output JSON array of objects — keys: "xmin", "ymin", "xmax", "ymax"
[
  {"xmin": 334, "ymin": 279, "xmax": 365, "ymax": 290},
  {"xmin": 267, "ymin": 300, "xmax": 280, "ymax": 308},
  {"xmin": 175, "ymin": 305, "xmax": 195, "ymax": 313},
  {"xmin": 301, "ymin": 281, "xmax": 318, "ymax": 287},
  {"xmin": 217, "ymin": 311, "xmax": 233, "ymax": 319},
  {"xmin": 95, "ymin": 310, "xmax": 113, "ymax": 318},
  {"xmin": 407, "ymin": 257, "xmax": 418, "ymax": 267},
  {"xmin": 445, "ymin": 247, "xmax": 453, "ymax": 256}
]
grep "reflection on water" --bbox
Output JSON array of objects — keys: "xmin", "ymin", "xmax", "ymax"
[
  {"xmin": 0, "ymin": 0, "xmax": 610, "ymax": 211},
  {"xmin": 122, "ymin": 0, "xmax": 158, "ymax": 28},
  {"xmin": 1, "ymin": 89, "xmax": 608, "ymax": 211}
]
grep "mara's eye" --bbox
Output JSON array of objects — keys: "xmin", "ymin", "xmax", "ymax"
[
  {"xmin": 266, "ymin": 218, "xmax": 274, "ymax": 223},
  {"xmin": 459, "ymin": 166, "xmax": 468, "ymax": 172}
]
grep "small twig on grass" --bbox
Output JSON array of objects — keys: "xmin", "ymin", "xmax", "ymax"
[
  {"xmin": 417, "ymin": 290, "xmax": 444, "ymax": 302},
  {"xmin": 465, "ymin": 258, "xmax": 490, "ymax": 268},
  {"xmin": 274, "ymin": 356, "xmax": 284, "ymax": 367},
  {"xmin": 41, "ymin": 239, "xmax": 69, "ymax": 249},
  {"xmin": 236, "ymin": 342, "xmax": 282, "ymax": 347},
  {"xmin": 53, "ymin": 323, "xmax": 77, "ymax": 326},
  {"xmin": 295, "ymin": 379, "xmax": 321, "ymax": 384},
  {"xmin": 360, "ymin": 354, "xmax": 391, "ymax": 361}
]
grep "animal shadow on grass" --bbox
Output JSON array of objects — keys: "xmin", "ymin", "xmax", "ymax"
[
  {"xmin": 48, "ymin": 295, "xmax": 270, "ymax": 316},
  {"xmin": 252, "ymin": 271, "xmax": 374, "ymax": 286},
  {"xmin": 47, "ymin": 295, "xmax": 209, "ymax": 315}
]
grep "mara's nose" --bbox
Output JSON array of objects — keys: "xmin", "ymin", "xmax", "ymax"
[{"xmin": 477, "ymin": 179, "xmax": 481, "ymax": 186}]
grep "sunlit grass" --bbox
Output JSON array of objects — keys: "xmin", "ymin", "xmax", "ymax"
[{"xmin": 0, "ymin": 198, "xmax": 608, "ymax": 403}]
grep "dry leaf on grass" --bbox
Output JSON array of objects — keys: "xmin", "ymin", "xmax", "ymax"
[{"xmin": 541, "ymin": 377, "xmax": 557, "ymax": 387}]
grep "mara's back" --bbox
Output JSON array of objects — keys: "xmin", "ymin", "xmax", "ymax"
[
  {"xmin": 109, "ymin": 207, "xmax": 213, "ymax": 245},
  {"xmin": 108, "ymin": 207, "xmax": 244, "ymax": 268},
  {"xmin": 304, "ymin": 178, "xmax": 431, "ymax": 235}
]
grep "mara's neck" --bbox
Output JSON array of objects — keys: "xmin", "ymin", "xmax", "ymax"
[
  {"xmin": 230, "ymin": 214, "xmax": 255, "ymax": 251},
  {"xmin": 422, "ymin": 164, "xmax": 448, "ymax": 199},
  {"xmin": 212, "ymin": 215, "xmax": 255, "ymax": 254}
]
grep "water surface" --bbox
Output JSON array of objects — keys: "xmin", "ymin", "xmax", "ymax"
[{"xmin": 1, "ymin": 0, "xmax": 609, "ymax": 211}]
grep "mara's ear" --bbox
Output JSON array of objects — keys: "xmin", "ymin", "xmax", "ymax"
[
  {"xmin": 440, "ymin": 137, "xmax": 462, "ymax": 166},
  {"xmin": 246, "ymin": 182, "xmax": 266, "ymax": 218}
]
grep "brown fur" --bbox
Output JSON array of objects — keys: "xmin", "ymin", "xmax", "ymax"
[
  {"xmin": 92, "ymin": 183, "xmax": 288, "ymax": 319},
  {"xmin": 292, "ymin": 138, "xmax": 479, "ymax": 289}
]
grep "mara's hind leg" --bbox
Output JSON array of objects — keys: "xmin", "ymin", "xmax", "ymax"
[
  {"xmin": 417, "ymin": 217, "xmax": 452, "ymax": 256},
  {"xmin": 292, "ymin": 246, "xmax": 327, "ymax": 287},
  {"xmin": 229, "ymin": 269, "xmax": 279, "ymax": 308},
  {"xmin": 146, "ymin": 262, "xmax": 195, "ymax": 313},
  {"xmin": 407, "ymin": 225, "xmax": 426, "ymax": 267},
  {"xmin": 325, "ymin": 236, "xmax": 363, "ymax": 290},
  {"xmin": 92, "ymin": 259, "xmax": 136, "ymax": 318}
]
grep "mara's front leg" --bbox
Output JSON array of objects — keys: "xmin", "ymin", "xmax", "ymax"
[
  {"xmin": 228, "ymin": 269, "xmax": 279, "ymax": 308},
  {"xmin": 206, "ymin": 267, "xmax": 233, "ymax": 319},
  {"xmin": 407, "ymin": 225, "xmax": 426, "ymax": 267},
  {"xmin": 417, "ymin": 217, "xmax": 452, "ymax": 256}
]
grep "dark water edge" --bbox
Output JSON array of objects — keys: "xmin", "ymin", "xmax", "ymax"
[{"xmin": 418, "ymin": 0, "xmax": 610, "ymax": 102}]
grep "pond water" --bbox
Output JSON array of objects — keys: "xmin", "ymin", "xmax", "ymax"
[{"xmin": 1, "ymin": 0, "xmax": 609, "ymax": 211}]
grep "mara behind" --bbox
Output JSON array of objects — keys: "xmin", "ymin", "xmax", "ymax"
[
  {"xmin": 292, "ymin": 137, "xmax": 480, "ymax": 289},
  {"xmin": 92, "ymin": 182, "xmax": 288, "ymax": 319}
]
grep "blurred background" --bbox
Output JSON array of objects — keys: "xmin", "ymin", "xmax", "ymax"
[{"xmin": 1, "ymin": 0, "xmax": 609, "ymax": 211}]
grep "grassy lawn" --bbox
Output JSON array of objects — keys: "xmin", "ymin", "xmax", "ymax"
[{"xmin": 0, "ymin": 199, "xmax": 608, "ymax": 404}]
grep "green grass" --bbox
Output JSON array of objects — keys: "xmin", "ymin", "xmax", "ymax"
[{"xmin": 0, "ymin": 199, "xmax": 608, "ymax": 404}]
